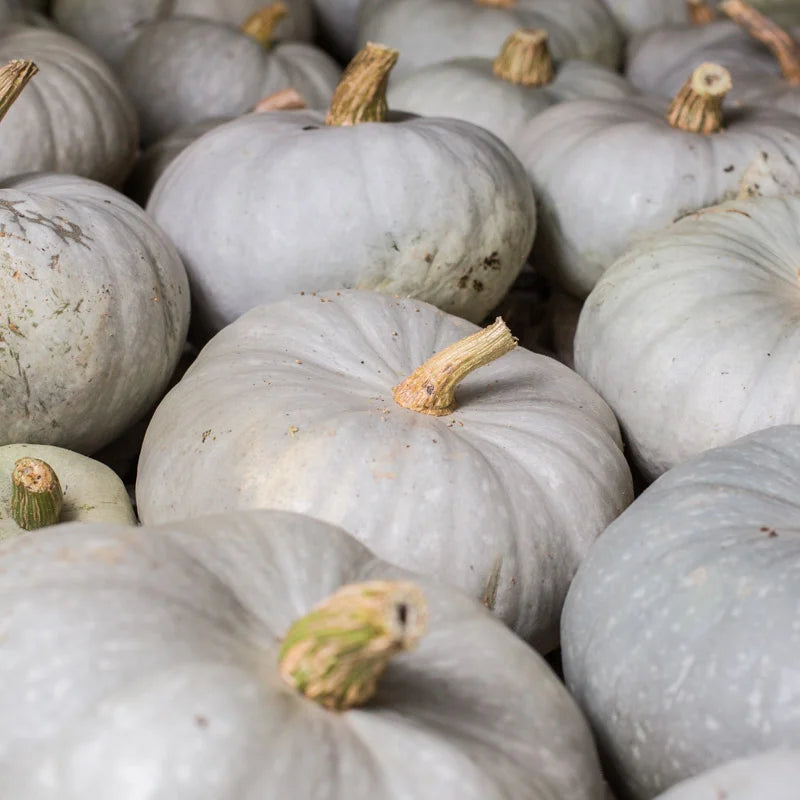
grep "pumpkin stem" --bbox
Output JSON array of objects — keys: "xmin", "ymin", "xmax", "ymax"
[
  {"xmin": 393, "ymin": 317, "xmax": 517, "ymax": 416},
  {"xmin": 666, "ymin": 62, "xmax": 732, "ymax": 134},
  {"xmin": 719, "ymin": 0, "xmax": 800, "ymax": 84},
  {"xmin": 252, "ymin": 87, "xmax": 307, "ymax": 112},
  {"xmin": 687, "ymin": 0, "xmax": 715, "ymax": 25},
  {"xmin": 241, "ymin": 2, "xmax": 289, "ymax": 48},
  {"xmin": 325, "ymin": 42, "xmax": 399, "ymax": 126},
  {"xmin": 0, "ymin": 60, "xmax": 38, "ymax": 126},
  {"xmin": 475, "ymin": 0, "xmax": 516, "ymax": 8},
  {"xmin": 493, "ymin": 29, "xmax": 555, "ymax": 86},
  {"xmin": 11, "ymin": 457, "xmax": 63, "ymax": 531},
  {"xmin": 279, "ymin": 581, "xmax": 427, "ymax": 711}
]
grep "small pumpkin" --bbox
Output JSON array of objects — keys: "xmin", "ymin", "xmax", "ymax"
[
  {"xmin": 0, "ymin": 508, "xmax": 608, "ymax": 799},
  {"xmin": 388, "ymin": 28, "xmax": 632, "ymax": 150},
  {"xmin": 515, "ymin": 61, "xmax": 800, "ymax": 297},
  {"xmin": 51, "ymin": 0, "xmax": 315, "ymax": 69},
  {"xmin": 0, "ymin": 444, "xmax": 136, "ymax": 543},
  {"xmin": 136, "ymin": 289, "xmax": 633, "ymax": 651},
  {"xmin": 121, "ymin": 4, "xmax": 340, "ymax": 145},
  {"xmin": 357, "ymin": 0, "xmax": 623, "ymax": 79},
  {"xmin": 561, "ymin": 425, "xmax": 800, "ymax": 798},
  {"xmin": 574, "ymin": 193, "xmax": 800, "ymax": 480},
  {"xmin": 146, "ymin": 43, "xmax": 536, "ymax": 336},
  {"xmin": 604, "ymin": 0, "xmax": 715, "ymax": 35}
]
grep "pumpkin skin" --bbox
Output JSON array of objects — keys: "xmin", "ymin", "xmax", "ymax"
[
  {"xmin": 0, "ymin": 25, "xmax": 138, "ymax": 186},
  {"xmin": 146, "ymin": 108, "xmax": 536, "ymax": 336},
  {"xmin": 357, "ymin": 0, "xmax": 623, "ymax": 80},
  {"xmin": 136, "ymin": 290, "xmax": 633, "ymax": 651},
  {"xmin": 561, "ymin": 425, "xmax": 800, "ymax": 799},
  {"xmin": 388, "ymin": 56, "xmax": 633, "ymax": 150},
  {"xmin": 0, "ymin": 173, "xmax": 190, "ymax": 454},
  {"xmin": 0, "ymin": 508, "xmax": 608, "ymax": 800},
  {"xmin": 121, "ymin": 16, "xmax": 340, "ymax": 145},
  {"xmin": 51, "ymin": 0, "xmax": 315, "ymax": 69},
  {"xmin": 514, "ymin": 94, "xmax": 800, "ymax": 297},
  {"xmin": 312, "ymin": 0, "xmax": 362, "ymax": 62},
  {"xmin": 654, "ymin": 750, "xmax": 800, "ymax": 800},
  {"xmin": 0, "ymin": 444, "xmax": 136, "ymax": 543},
  {"xmin": 574, "ymin": 194, "xmax": 800, "ymax": 481}
]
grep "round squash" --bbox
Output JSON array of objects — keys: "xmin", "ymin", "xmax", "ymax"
[
  {"xmin": 561, "ymin": 425, "xmax": 800, "ymax": 798},
  {"xmin": 388, "ymin": 28, "xmax": 632, "ymax": 150},
  {"xmin": 574, "ymin": 193, "xmax": 800, "ymax": 481},
  {"xmin": 357, "ymin": 0, "xmax": 623, "ymax": 79},
  {"xmin": 136, "ymin": 289, "xmax": 633, "ymax": 651},
  {"xmin": 0, "ymin": 24, "xmax": 138, "ymax": 186},
  {"xmin": 147, "ymin": 44, "xmax": 536, "ymax": 336},
  {"xmin": 515, "ymin": 61, "xmax": 800, "ymax": 297},
  {"xmin": 312, "ymin": 0, "xmax": 362, "ymax": 62},
  {"xmin": 0, "ymin": 508, "xmax": 608, "ymax": 799},
  {"xmin": 121, "ymin": 6, "xmax": 340, "ymax": 145},
  {"xmin": 51, "ymin": 0, "xmax": 315, "ymax": 69},
  {"xmin": 0, "ymin": 171, "xmax": 190, "ymax": 454},
  {"xmin": 0, "ymin": 444, "xmax": 136, "ymax": 543}
]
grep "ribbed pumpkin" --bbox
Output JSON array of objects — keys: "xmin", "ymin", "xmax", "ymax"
[
  {"xmin": 0, "ymin": 508, "xmax": 609, "ymax": 799},
  {"xmin": 562, "ymin": 425, "xmax": 800, "ymax": 798}
]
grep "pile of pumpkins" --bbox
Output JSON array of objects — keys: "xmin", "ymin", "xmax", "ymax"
[{"xmin": 0, "ymin": 0, "xmax": 798, "ymax": 796}]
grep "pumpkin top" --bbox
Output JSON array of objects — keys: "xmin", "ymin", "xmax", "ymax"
[
  {"xmin": 687, "ymin": 0, "xmax": 715, "ymax": 25},
  {"xmin": 720, "ymin": 0, "xmax": 800, "ymax": 84},
  {"xmin": 325, "ymin": 42, "xmax": 399, "ymax": 126},
  {"xmin": 666, "ymin": 62, "xmax": 732, "ymax": 134},
  {"xmin": 11, "ymin": 457, "xmax": 63, "ymax": 531},
  {"xmin": 279, "ymin": 580, "xmax": 427, "ymax": 710},
  {"xmin": 0, "ymin": 58, "xmax": 36, "ymax": 125},
  {"xmin": 493, "ymin": 29, "xmax": 555, "ymax": 86},
  {"xmin": 241, "ymin": 2, "xmax": 289, "ymax": 48}
]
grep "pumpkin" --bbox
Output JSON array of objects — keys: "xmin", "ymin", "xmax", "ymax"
[
  {"xmin": 604, "ymin": 0, "xmax": 716, "ymax": 35},
  {"xmin": 357, "ymin": 0, "xmax": 623, "ymax": 81},
  {"xmin": 388, "ymin": 28, "xmax": 632, "ymax": 150},
  {"xmin": 0, "ymin": 507, "xmax": 609, "ymax": 799},
  {"xmin": 514, "ymin": 61, "xmax": 800, "ymax": 298},
  {"xmin": 574, "ymin": 193, "xmax": 800, "ymax": 481},
  {"xmin": 312, "ymin": 0, "xmax": 362, "ymax": 62},
  {"xmin": 654, "ymin": 750, "xmax": 800, "ymax": 800},
  {"xmin": 51, "ymin": 0, "xmax": 315, "ymax": 69},
  {"xmin": 0, "ymin": 445, "xmax": 136, "ymax": 543},
  {"xmin": 561, "ymin": 425, "xmax": 800, "ymax": 799},
  {"xmin": 0, "ymin": 24, "xmax": 137, "ymax": 186},
  {"xmin": 136, "ymin": 289, "xmax": 633, "ymax": 651},
  {"xmin": 146, "ymin": 44, "xmax": 536, "ymax": 337},
  {"xmin": 0, "ymin": 165, "xmax": 190, "ymax": 454},
  {"xmin": 121, "ymin": 4, "xmax": 340, "ymax": 146}
]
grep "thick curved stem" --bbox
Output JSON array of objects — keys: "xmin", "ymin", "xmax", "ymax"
[
  {"xmin": 11, "ymin": 457, "xmax": 63, "ymax": 531},
  {"xmin": 0, "ymin": 60, "xmax": 38, "ymax": 126},
  {"xmin": 666, "ymin": 63, "xmax": 732, "ymax": 134},
  {"xmin": 720, "ymin": 0, "xmax": 800, "ymax": 84},
  {"xmin": 393, "ymin": 317, "xmax": 517, "ymax": 416},
  {"xmin": 241, "ymin": 2, "xmax": 289, "ymax": 48},
  {"xmin": 493, "ymin": 29, "xmax": 555, "ymax": 86},
  {"xmin": 279, "ymin": 581, "xmax": 427, "ymax": 710},
  {"xmin": 325, "ymin": 43, "xmax": 398, "ymax": 127}
]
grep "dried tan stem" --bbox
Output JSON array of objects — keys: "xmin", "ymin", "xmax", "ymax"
[
  {"xmin": 241, "ymin": 2, "xmax": 288, "ymax": 47},
  {"xmin": 493, "ymin": 29, "xmax": 555, "ymax": 86},
  {"xmin": 687, "ymin": 0, "xmax": 715, "ymax": 25},
  {"xmin": 666, "ymin": 62, "xmax": 732, "ymax": 134},
  {"xmin": 252, "ymin": 87, "xmax": 307, "ymax": 112},
  {"xmin": 0, "ymin": 60, "xmax": 38, "ymax": 126}
]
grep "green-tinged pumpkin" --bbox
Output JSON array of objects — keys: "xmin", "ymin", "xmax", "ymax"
[
  {"xmin": 562, "ymin": 426, "xmax": 800, "ymax": 798},
  {"xmin": 136, "ymin": 289, "xmax": 633, "ymax": 651},
  {"xmin": 0, "ymin": 508, "xmax": 608, "ymax": 799}
]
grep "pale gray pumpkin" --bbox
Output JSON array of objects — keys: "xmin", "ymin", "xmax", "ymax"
[
  {"xmin": 312, "ymin": 0, "xmax": 362, "ymax": 62},
  {"xmin": 0, "ymin": 508, "xmax": 608, "ymax": 800},
  {"xmin": 146, "ymin": 53, "xmax": 536, "ymax": 335},
  {"xmin": 51, "ymin": 0, "xmax": 314, "ymax": 69},
  {"xmin": 121, "ymin": 15, "xmax": 340, "ymax": 145},
  {"xmin": 357, "ymin": 0, "xmax": 623, "ymax": 81},
  {"xmin": 514, "ymin": 67, "xmax": 800, "ymax": 298},
  {"xmin": 562, "ymin": 426, "xmax": 800, "ymax": 799},
  {"xmin": 136, "ymin": 289, "xmax": 633, "ymax": 651},
  {"xmin": 654, "ymin": 750, "xmax": 800, "ymax": 800},
  {"xmin": 0, "ymin": 172, "xmax": 190, "ymax": 454},
  {"xmin": 0, "ymin": 25, "xmax": 138, "ymax": 185},
  {"xmin": 0, "ymin": 444, "xmax": 136, "ymax": 543},
  {"xmin": 575, "ymin": 194, "xmax": 800, "ymax": 481},
  {"xmin": 388, "ymin": 30, "xmax": 633, "ymax": 151}
]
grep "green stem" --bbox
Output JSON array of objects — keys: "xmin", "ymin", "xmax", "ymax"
[
  {"xmin": 279, "ymin": 581, "xmax": 427, "ymax": 710},
  {"xmin": 666, "ymin": 62, "xmax": 732, "ymax": 134},
  {"xmin": 11, "ymin": 457, "xmax": 63, "ymax": 531},
  {"xmin": 492, "ymin": 29, "xmax": 554, "ymax": 87},
  {"xmin": 325, "ymin": 43, "xmax": 398, "ymax": 127},
  {"xmin": 393, "ymin": 317, "xmax": 517, "ymax": 416},
  {"xmin": 0, "ymin": 60, "xmax": 38, "ymax": 126}
]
